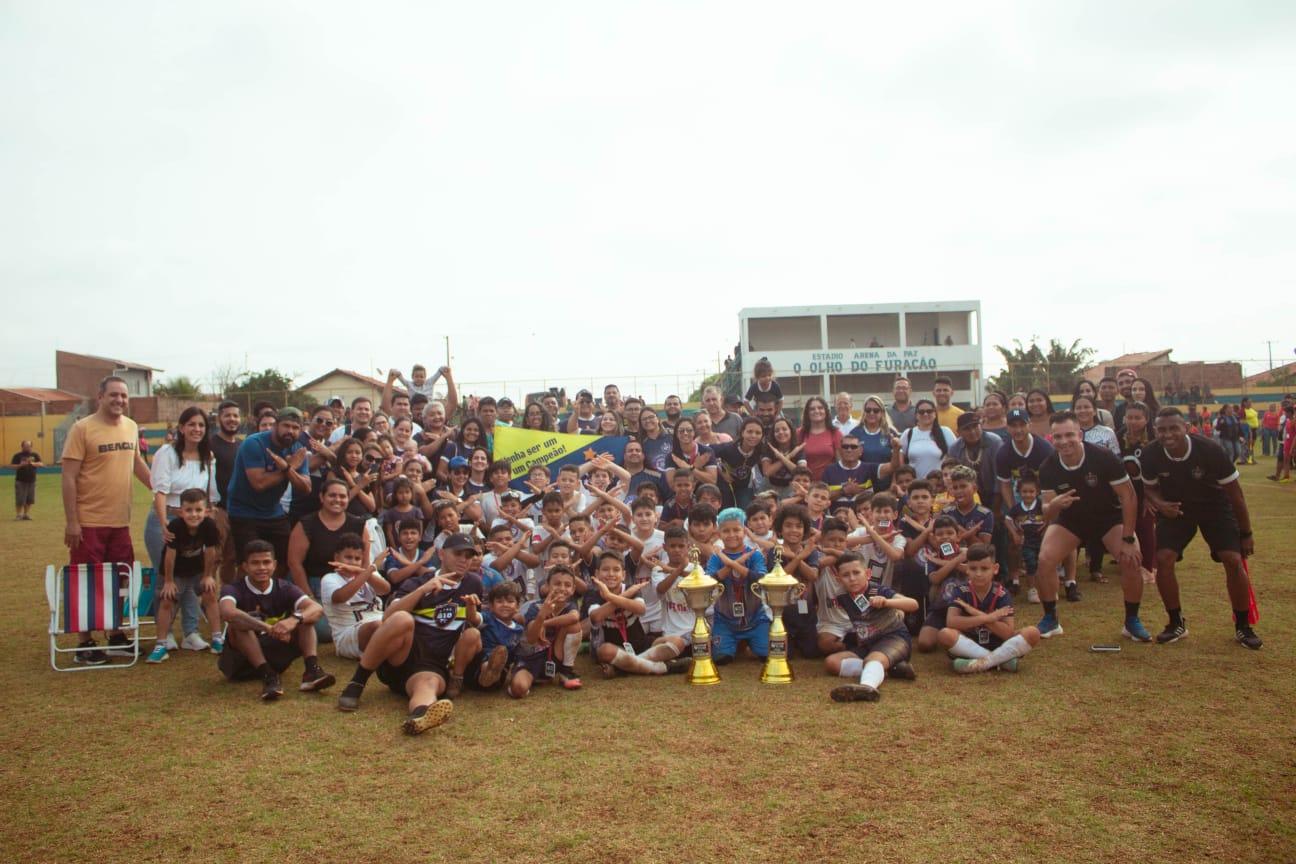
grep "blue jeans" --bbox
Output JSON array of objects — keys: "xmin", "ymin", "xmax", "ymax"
[
  {"xmin": 1261, "ymin": 427, "xmax": 1278, "ymax": 457},
  {"xmin": 712, "ymin": 613, "xmax": 770, "ymax": 660},
  {"xmin": 145, "ymin": 509, "xmax": 200, "ymax": 636}
]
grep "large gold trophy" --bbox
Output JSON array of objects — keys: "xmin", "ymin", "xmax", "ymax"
[
  {"xmin": 674, "ymin": 546, "xmax": 724, "ymax": 686},
  {"xmin": 753, "ymin": 545, "xmax": 806, "ymax": 685}
]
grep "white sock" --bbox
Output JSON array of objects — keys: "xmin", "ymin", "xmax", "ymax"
[
  {"xmin": 949, "ymin": 635, "xmax": 991, "ymax": 659},
  {"xmin": 611, "ymin": 648, "xmax": 667, "ymax": 675},
  {"xmin": 983, "ymin": 635, "xmax": 1031, "ymax": 669},
  {"xmin": 839, "ymin": 657, "xmax": 864, "ymax": 679},
  {"xmin": 641, "ymin": 642, "xmax": 681, "ymax": 662},
  {"xmin": 859, "ymin": 660, "xmax": 885, "ymax": 691},
  {"xmin": 563, "ymin": 632, "xmax": 582, "ymax": 665}
]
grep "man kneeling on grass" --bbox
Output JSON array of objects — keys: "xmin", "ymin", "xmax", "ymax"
[
  {"xmin": 217, "ymin": 540, "xmax": 335, "ymax": 700},
  {"xmin": 335, "ymin": 533, "xmax": 483, "ymax": 735},
  {"xmin": 935, "ymin": 543, "xmax": 1041, "ymax": 673}
]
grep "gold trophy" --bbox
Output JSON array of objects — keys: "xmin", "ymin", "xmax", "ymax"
[
  {"xmin": 753, "ymin": 545, "xmax": 805, "ymax": 685},
  {"xmin": 674, "ymin": 546, "xmax": 724, "ymax": 686}
]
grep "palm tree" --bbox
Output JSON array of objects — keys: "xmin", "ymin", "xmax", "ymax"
[{"xmin": 987, "ymin": 337, "xmax": 1094, "ymax": 395}]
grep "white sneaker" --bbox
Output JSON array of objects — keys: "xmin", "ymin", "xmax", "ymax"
[
  {"xmin": 181, "ymin": 632, "xmax": 210, "ymax": 652},
  {"xmin": 162, "ymin": 633, "xmax": 179, "ymax": 651},
  {"xmin": 1027, "ymin": 588, "xmax": 1040, "ymax": 604}
]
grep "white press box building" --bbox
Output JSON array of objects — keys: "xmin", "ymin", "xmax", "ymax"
[{"xmin": 738, "ymin": 301, "xmax": 984, "ymax": 408}]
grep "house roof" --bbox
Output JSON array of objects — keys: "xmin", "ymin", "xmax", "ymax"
[
  {"xmin": 296, "ymin": 367, "xmax": 391, "ymax": 391},
  {"xmin": 1245, "ymin": 361, "xmax": 1296, "ymax": 385},
  {"xmin": 1101, "ymin": 350, "xmax": 1173, "ymax": 368},
  {"xmin": 0, "ymin": 387, "xmax": 87, "ymax": 403},
  {"xmin": 57, "ymin": 350, "xmax": 161, "ymax": 372}
]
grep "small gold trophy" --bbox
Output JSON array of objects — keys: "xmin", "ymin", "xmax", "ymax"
[
  {"xmin": 675, "ymin": 545, "xmax": 724, "ymax": 686},
  {"xmin": 753, "ymin": 545, "xmax": 805, "ymax": 685}
]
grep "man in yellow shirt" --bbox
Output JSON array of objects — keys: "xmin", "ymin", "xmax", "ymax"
[
  {"xmin": 932, "ymin": 376, "xmax": 964, "ymax": 434},
  {"xmin": 61, "ymin": 375, "xmax": 153, "ymax": 663},
  {"xmin": 1241, "ymin": 397, "xmax": 1260, "ymax": 465}
]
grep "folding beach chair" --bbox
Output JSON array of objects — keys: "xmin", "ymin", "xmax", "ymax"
[{"xmin": 46, "ymin": 562, "xmax": 142, "ymax": 672}]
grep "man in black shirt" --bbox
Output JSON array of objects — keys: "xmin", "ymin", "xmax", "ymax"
[
  {"xmin": 1034, "ymin": 412, "xmax": 1148, "ymax": 642},
  {"xmin": 1141, "ymin": 407, "xmax": 1261, "ymax": 649},
  {"xmin": 11, "ymin": 440, "xmax": 43, "ymax": 520},
  {"xmin": 209, "ymin": 400, "xmax": 242, "ymax": 584}
]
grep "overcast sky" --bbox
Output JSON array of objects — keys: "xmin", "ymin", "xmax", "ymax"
[{"xmin": 3, "ymin": 2, "xmax": 1294, "ymax": 400}]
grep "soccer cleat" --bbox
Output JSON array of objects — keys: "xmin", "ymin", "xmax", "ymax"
[
  {"xmin": 74, "ymin": 640, "xmax": 108, "ymax": 665},
  {"xmin": 445, "ymin": 674, "xmax": 465, "ymax": 699},
  {"xmin": 210, "ymin": 634, "xmax": 225, "ymax": 655},
  {"xmin": 1037, "ymin": 615, "xmax": 1064, "ymax": 639},
  {"xmin": 559, "ymin": 670, "xmax": 584, "ymax": 690},
  {"xmin": 1065, "ymin": 582, "xmax": 1082, "ymax": 603},
  {"xmin": 1122, "ymin": 617, "xmax": 1152, "ymax": 643},
  {"xmin": 402, "ymin": 699, "xmax": 454, "ymax": 735},
  {"xmin": 336, "ymin": 681, "xmax": 365, "ymax": 712},
  {"xmin": 663, "ymin": 658, "xmax": 691, "ymax": 675},
  {"xmin": 477, "ymin": 646, "xmax": 508, "ymax": 689},
  {"xmin": 953, "ymin": 657, "xmax": 992, "ymax": 674},
  {"xmin": 889, "ymin": 660, "xmax": 918, "ymax": 681},
  {"xmin": 1155, "ymin": 619, "xmax": 1188, "ymax": 644},
  {"xmin": 146, "ymin": 644, "xmax": 170, "ymax": 664},
  {"xmin": 299, "ymin": 666, "xmax": 336, "ymax": 692},
  {"xmin": 998, "ymin": 658, "xmax": 1019, "ymax": 673},
  {"xmin": 830, "ymin": 684, "xmax": 881, "ymax": 702},
  {"xmin": 261, "ymin": 671, "xmax": 284, "ymax": 701},
  {"xmin": 105, "ymin": 633, "xmax": 135, "ymax": 657},
  {"xmin": 181, "ymin": 632, "xmax": 210, "ymax": 652},
  {"xmin": 1235, "ymin": 628, "xmax": 1263, "ymax": 650},
  {"xmin": 1027, "ymin": 588, "xmax": 1040, "ymax": 604}
]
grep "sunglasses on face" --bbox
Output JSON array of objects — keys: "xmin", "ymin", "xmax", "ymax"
[
  {"xmin": 917, "ymin": 409, "xmax": 935, "ymax": 415},
  {"xmin": 840, "ymin": 443, "xmax": 860, "ymax": 449},
  {"xmin": 864, "ymin": 407, "xmax": 881, "ymax": 414}
]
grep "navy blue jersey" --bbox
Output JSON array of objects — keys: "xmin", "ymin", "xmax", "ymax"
[
  {"xmin": 705, "ymin": 544, "xmax": 768, "ymax": 626},
  {"xmin": 994, "ymin": 434, "xmax": 1054, "ymax": 491},
  {"xmin": 1008, "ymin": 500, "xmax": 1045, "ymax": 549},
  {"xmin": 951, "ymin": 581, "xmax": 1014, "ymax": 649},
  {"xmin": 821, "ymin": 460, "xmax": 883, "ymax": 492},
  {"xmin": 946, "ymin": 503, "xmax": 995, "ymax": 539},
  {"xmin": 833, "ymin": 578, "xmax": 907, "ymax": 643},
  {"xmin": 393, "ymin": 570, "xmax": 485, "ymax": 659},
  {"xmin": 479, "ymin": 609, "xmax": 525, "ymax": 658}
]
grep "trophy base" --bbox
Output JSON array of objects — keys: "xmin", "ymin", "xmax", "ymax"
[
  {"xmin": 760, "ymin": 657, "xmax": 794, "ymax": 685},
  {"xmin": 687, "ymin": 658, "xmax": 722, "ymax": 686}
]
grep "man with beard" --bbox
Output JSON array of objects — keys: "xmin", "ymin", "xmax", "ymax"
[
  {"xmin": 226, "ymin": 408, "xmax": 313, "ymax": 576},
  {"xmin": 662, "ymin": 395, "xmax": 684, "ymax": 432},
  {"xmin": 209, "ymin": 400, "xmax": 244, "ymax": 583}
]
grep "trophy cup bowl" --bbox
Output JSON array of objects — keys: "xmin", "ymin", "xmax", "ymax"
[
  {"xmin": 752, "ymin": 546, "xmax": 805, "ymax": 685},
  {"xmin": 675, "ymin": 549, "xmax": 723, "ymax": 686}
]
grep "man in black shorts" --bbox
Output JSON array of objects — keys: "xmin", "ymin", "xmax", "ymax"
[
  {"xmin": 1140, "ymin": 407, "xmax": 1261, "ymax": 649},
  {"xmin": 335, "ymin": 533, "xmax": 484, "ymax": 735},
  {"xmin": 1033, "ymin": 412, "xmax": 1149, "ymax": 642}
]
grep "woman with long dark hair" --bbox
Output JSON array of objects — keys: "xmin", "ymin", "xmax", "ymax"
[
  {"xmin": 1025, "ymin": 389, "xmax": 1054, "ymax": 440},
  {"xmin": 760, "ymin": 416, "xmax": 805, "ymax": 499},
  {"xmin": 797, "ymin": 396, "xmax": 841, "ymax": 481},
  {"xmin": 521, "ymin": 401, "xmax": 555, "ymax": 433},
  {"xmin": 668, "ymin": 416, "xmax": 716, "ymax": 485},
  {"xmin": 1119, "ymin": 401, "xmax": 1158, "ymax": 584},
  {"xmin": 898, "ymin": 398, "xmax": 955, "ymax": 479}
]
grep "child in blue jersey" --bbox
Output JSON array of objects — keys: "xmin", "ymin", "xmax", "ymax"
[
  {"xmin": 705, "ymin": 507, "xmax": 769, "ymax": 664},
  {"xmin": 1005, "ymin": 474, "xmax": 1046, "ymax": 603},
  {"xmin": 936, "ymin": 544, "xmax": 1040, "ymax": 673},
  {"xmin": 825, "ymin": 550, "xmax": 919, "ymax": 703},
  {"xmin": 945, "ymin": 465, "xmax": 995, "ymax": 546},
  {"xmin": 466, "ymin": 581, "xmax": 524, "ymax": 692},
  {"xmin": 513, "ymin": 566, "xmax": 583, "ymax": 695},
  {"xmin": 913, "ymin": 516, "xmax": 969, "ymax": 653}
]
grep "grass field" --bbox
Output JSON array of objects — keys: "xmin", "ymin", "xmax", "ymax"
[{"xmin": 1, "ymin": 472, "xmax": 1293, "ymax": 864}]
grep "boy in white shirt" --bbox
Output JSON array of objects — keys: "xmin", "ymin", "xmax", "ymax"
[
  {"xmin": 848, "ymin": 493, "xmax": 907, "ymax": 587},
  {"xmin": 319, "ymin": 533, "xmax": 390, "ymax": 660},
  {"xmin": 628, "ymin": 498, "xmax": 666, "ymax": 639}
]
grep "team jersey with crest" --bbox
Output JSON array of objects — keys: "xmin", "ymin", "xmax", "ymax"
[
  {"xmin": 848, "ymin": 532, "xmax": 906, "ymax": 587},
  {"xmin": 814, "ymin": 565, "xmax": 850, "ymax": 635},
  {"xmin": 319, "ymin": 571, "xmax": 384, "ymax": 636},
  {"xmin": 220, "ymin": 577, "xmax": 308, "ymax": 625},
  {"xmin": 1138, "ymin": 433, "xmax": 1239, "ymax": 507},
  {"xmin": 392, "ymin": 569, "xmax": 485, "ymax": 658},
  {"xmin": 585, "ymin": 597, "xmax": 648, "ymax": 650},
  {"xmin": 1037, "ymin": 442, "xmax": 1129, "ymax": 525},
  {"xmin": 705, "ymin": 544, "xmax": 769, "ymax": 626},
  {"xmin": 479, "ymin": 609, "xmax": 526, "ymax": 658},
  {"xmin": 950, "ymin": 581, "xmax": 1014, "ymax": 650},
  {"xmin": 834, "ymin": 577, "xmax": 909, "ymax": 645},
  {"xmin": 995, "ymin": 435, "xmax": 1055, "ymax": 495},
  {"xmin": 945, "ymin": 503, "xmax": 995, "ymax": 539},
  {"xmin": 1007, "ymin": 499, "xmax": 1045, "ymax": 548}
]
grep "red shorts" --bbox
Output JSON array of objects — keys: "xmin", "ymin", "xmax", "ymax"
[{"xmin": 70, "ymin": 526, "xmax": 135, "ymax": 568}]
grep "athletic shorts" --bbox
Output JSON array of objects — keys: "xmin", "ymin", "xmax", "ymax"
[
  {"xmin": 1021, "ymin": 543, "xmax": 1041, "ymax": 576},
  {"xmin": 1053, "ymin": 512, "xmax": 1122, "ymax": 547},
  {"xmin": 847, "ymin": 631, "xmax": 911, "ymax": 666},
  {"xmin": 70, "ymin": 526, "xmax": 134, "ymax": 569},
  {"xmin": 331, "ymin": 623, "xmax": 366, "ymax": 660},
  {"xmin": 218, "ymin": 633, "xmax": 301, "ymax": 679},
  {"xmin": 597, "ymin": 625, "xmax": 651, "ymax": 655},
  {"xmin": 14, "ymin": 480, "xmax": 35, "ymax": 507},
  {"xmin": 510, "ymin": 649, "xmax": 555, "ymax": 684},
  {"xmin": 923, "ymin": 604, "xmax": 950, "ymax": 631},
  {"xmin": 228, "ymin": 516, "xmax": 291, "ymax": 567},
  {"xmin": 782, "ymin": 608, "xmax": 822, "ymax": 659},
  {"xmin": 1157, "ymin": 503, "xmax": 1241, "ymax": 562},
  {"xmin": 377, "ymin": 638, "xmax": 449, "ymax": 696}
]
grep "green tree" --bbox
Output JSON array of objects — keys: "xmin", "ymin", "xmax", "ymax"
[
  {"xmin": 688, "ymin": 372, "xmax": 725, "ymax": 403},
  {"xmin": 153, "ymin": 375, "xmax": 202, "ymax": 398},
  {"xmin": 987, "ymin": 337, "xmax": 1094, "ymax": 396},
  {"xmin": 224, "ymin": 368, "xmax": 296, "ymax": 410}
]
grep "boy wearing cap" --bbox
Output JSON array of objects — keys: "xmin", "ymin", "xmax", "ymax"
[{"xmin": 704, "ymin": 507, "xmax": 770, "ymax": 664}]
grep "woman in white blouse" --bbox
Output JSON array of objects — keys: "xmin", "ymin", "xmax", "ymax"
[{"xmin": 145, "ymin": 406, "xmax": 220, "ymax": 650}]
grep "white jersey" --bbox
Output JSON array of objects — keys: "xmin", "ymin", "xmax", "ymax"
[
  {"xmin": 814, "ymin": 565, "xmax": 850, "ymax": 635},
  {"xmin": 848, "ymin": 529, "xmax": 907, "ymax": 587},
  {"xmin": 319, "ymin": 571, "xmax": 384, "ymax": 638},
  {"xmin": 631, "ymin": 529, "xmax": 666, "ymax": 629},
  {"xmin": 651, "ymin": 566, "xmax": 695, "ymax": 638}
]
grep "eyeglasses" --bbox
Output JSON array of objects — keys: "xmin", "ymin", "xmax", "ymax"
[
  {"xmin": 917, "ymin": 409, "xmax": 935, "ymax": 415},
  {"xmin": 863, "ymin": 407, "xmax": 882, "ymax": 414},
  {"xmin": 313, "ymin": 417, "xmax": 335, "ymax": 426},
  {"xmin": 840, "ymin": 443, "xmax": 860, "ymax": 449}
]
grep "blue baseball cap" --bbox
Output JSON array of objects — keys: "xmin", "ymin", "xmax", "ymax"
[
  {"xmin": 1006, "ymin": 408, "xmax": 1029, "ymax": 425},
  {"xmin": 448, "ymin": 456, "xmax": 470, "ymax": 470}
]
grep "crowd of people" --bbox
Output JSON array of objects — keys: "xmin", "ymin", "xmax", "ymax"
[{"xmin": 48, "ymin": 362, "xmax": 1283, "ymax": 735}]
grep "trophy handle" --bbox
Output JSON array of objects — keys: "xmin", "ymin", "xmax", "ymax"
[
  {"xmin": 710, "ymin": 584, "xmax": 725, "ymax": 603},
  {"xmin": 750, "ymin": 583, "xmax": 766, "ymax": 603}
]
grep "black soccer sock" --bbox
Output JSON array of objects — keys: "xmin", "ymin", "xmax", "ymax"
[
  {"xmin": 255, "ymin": 662, "xmax": 271, "ymax": 678},
  {"xmin": 1233, "ymin": 609, "xmax": 1250, "ymax": 629},
  {"xmin": 1167, "ymin": 607, "xmax": 1183, "ymax": 627},
  {"xmin": 350, "ymin": 665, "xmax": 374, "ymax": 687},
  {"xmin": 1042, "ymin": 600, "xmax": 1057, "ymax": 617},
  {"xmin": 1124, "ymin": 601, "xmax": 1140, "ymax": 620},
  {"xmin": 304, "ymin": 655, "xmax": 321, "ymax": 673}
]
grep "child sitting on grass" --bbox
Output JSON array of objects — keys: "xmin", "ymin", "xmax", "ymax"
[
  {"xmin": 588, "ymin": 552, "xmax": 666, "ymax": 676},
  {"xmin": 935, "ymin": 543, "xmax": 1041, "ymax": 673},
  {"xmin": 824, "ymin": 551, "xmax": 919, "ymax": 703},
  {"xmin": 512, "ymin": 566, "xmax": 584, "ymax": 694},
  {"xmin": 705, "ymin": 507, "xmax": 769, "ymax": 665},
  {"xmin": 913, "ymin": 515, "xmax": 969, "ymax": 653}
]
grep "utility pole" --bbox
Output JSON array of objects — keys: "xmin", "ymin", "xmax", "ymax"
[{"xmin": 1266, "ymin": 341, "xmax": 1275, "ymax": 372}]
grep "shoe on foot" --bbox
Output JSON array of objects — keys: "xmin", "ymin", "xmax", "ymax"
[
  {"xmin": 402, "ymin": 699, "xmax": 454, "ymax": 735},
  {"xmin": 830, "ymin": 684, "xmax": 880, "ymax": 702},
  {"xmin": 1038, "ymin": 615, "xmax": 1064, "ymax": 638},
  {"xmin": 210, "ymin": 634, "xmax": 225, "ymax": 655},
  {"xmin": 1122, "ymin": 617, "xmax": 1152, "ymax": 642},
  {"xmin": 999, "ymin": 658, "xmax": 1019, "ymax": 673},
  {"xmin": 105, "ymin": 633, "xmax": 134, "ymax": 657},
  {"xmin": 181, "ymin": 632, "xmax": 210, "ymax": 652},
  {"xmin": 953, "ymin": 657, "xmax": 991, "ymax": 674},
  {"xmin": 1155, "ymin": 619, "xmax": 1188, "ymax": 644},
  {"xmin": 445, "ymin": 674, "xmax": 465, "ymax": 699},
  {"xmin": 74, "ymin": 640, "xmax": 108, "ymax": 665},
  {"xmin": 1027, "ymin": 587, "xmax": 1040, "ymax": 604},
  {"xmin": 1235, "ymin": 627, "xmax": 1263, "ymax": 650},
  {"xmin": 559, "ymin": 670, "xmax": 584, "ymax": 690},
  {"xmin": 889, "ymin": 660, "xmax": 917, "ymax": 681},
  {"xmin": 1006, "ymin": 581, "xmax": 1021, "ymax": 596},
  {"xmin": 261, "ymin": 671, "xmax": 284, "ymax": 701},
  {"xmin": 664, "ymin": 657, "xmax": 690, "ymax": 675},
  {"xmin": 162, "ymin": 633, "xmax": 179, "ymax": 651},
  {"xmin": 1065, "ymin": 582, "xmax": 1082, "ymax": 603},
  {"xmin": 300, "ymin": 665, "xmax": 336, "ymax": 692},
  {"xmin": 477, "ymin": 646, "xmax": 508, "ymax": 689},
  {"xmin": 146, "ymin": 643, "xmax": 170, "ymax": 664},
  {"xmin": 337, "ymin": 681, "xmax": 365, "ymax": 712}
]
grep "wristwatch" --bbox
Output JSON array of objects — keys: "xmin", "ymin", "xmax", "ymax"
[
  {"xmin": 1121, "ymin": 535, "xmax": 1136, "ymax": 544},
  {"xmin": 292, "ymin": 611, "xmax": 305, "ymax": 622}
]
